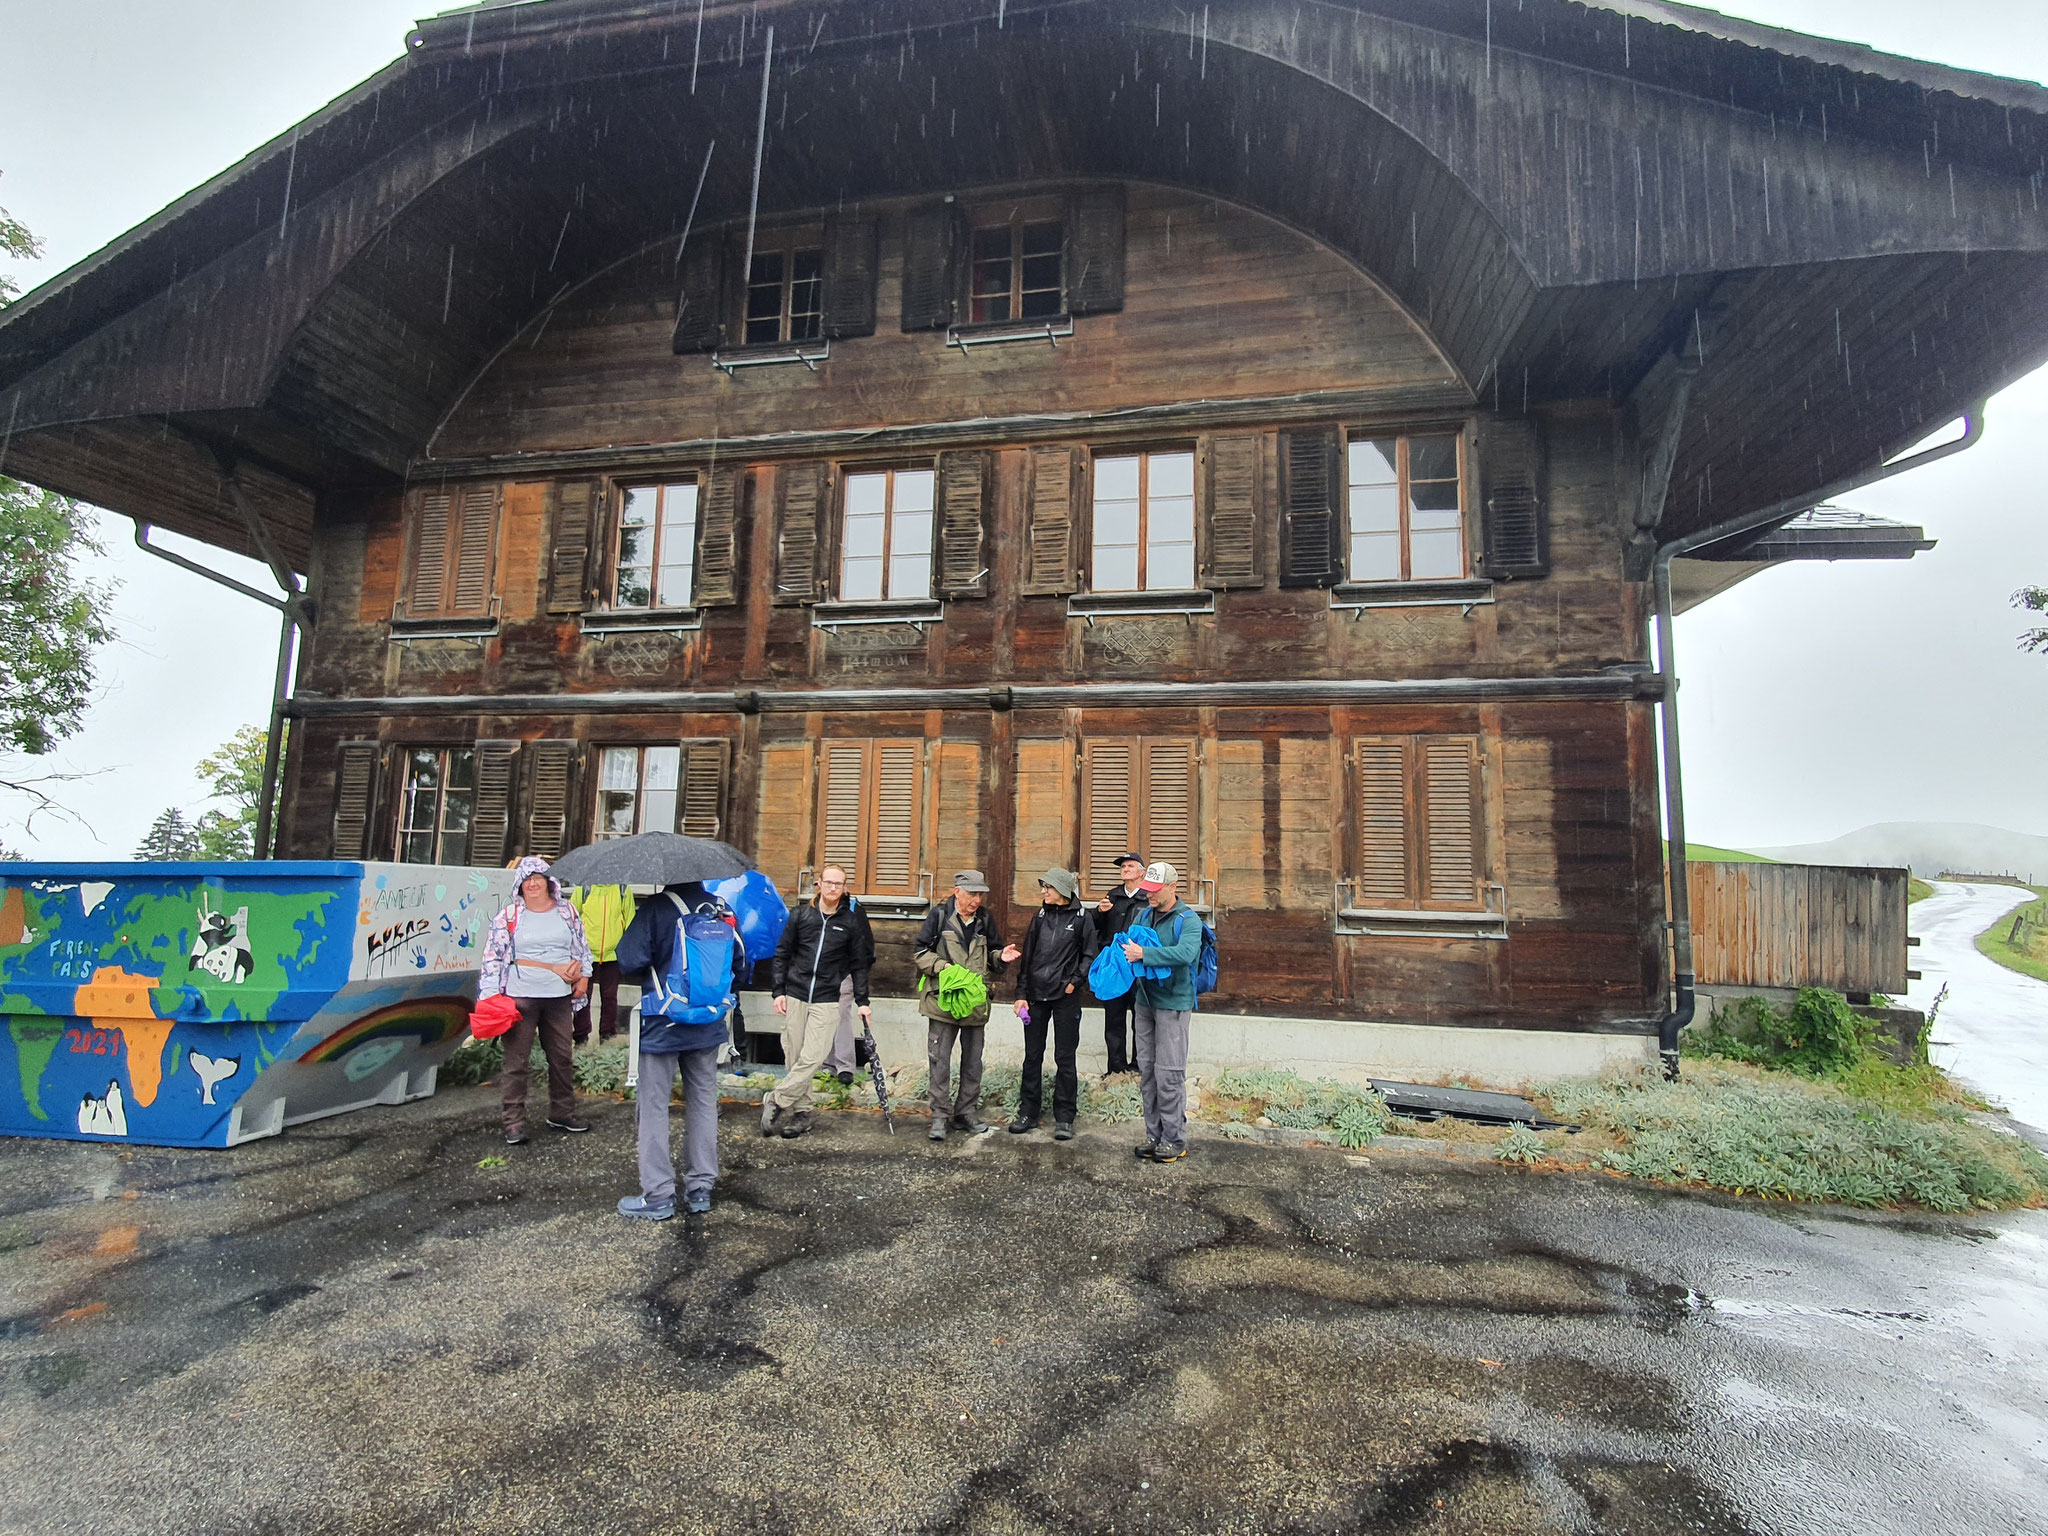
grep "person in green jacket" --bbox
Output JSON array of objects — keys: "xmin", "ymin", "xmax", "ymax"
[
  {"xmin": 1120, "ymin": 861, "xmax": 1202, "ymax": 1163},
  {"xmin": 913, "ymin": 871, "xmax": 1019, "ymax": 1141},
  {"xmin": 569, "ymin": 884, "xmax": 637, "ymax": 1043}
]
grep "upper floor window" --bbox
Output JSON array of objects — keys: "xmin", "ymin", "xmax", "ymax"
[
  {"xmin": 1347, "ymin": 433, "xmax": 1465, "ymax": 582},
  {"xmin": 402, "ymin": 484, "xmax": 500, "ymax": 619},
  {"xmin": 1091, "ymin": 450, "xmax": 1195, "ymax": 592},
  {"xmin": 396, "ymin": 747, "xmax": 475, "ymax": 864},
  {"xmin": 744, "ymin": 239, "xmax": 825, "ymax": 345},
  {"xmin": 613, "ymin": 481, "xmax": 699, "ymax": 610},
  {"xmin": 596, "ymin": 745, "xmax": 682, "ymax": 839},
  {"xmin": 840, "ymin": 467, "xmax": 935, "ymax": 601},
  {"xmin": 970, "ymin": 215, "xmax": 1064, "ymax": 324}
]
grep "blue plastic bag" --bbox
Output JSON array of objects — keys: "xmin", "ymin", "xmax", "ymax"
[
  {"xmin": 1123, "ymin": 925, "xmax": 1174, "ymax": 981},
  {"xmin": 1087, "ymin": 940, "xmax": 1136, "ymax": 1001},
  {"xmin": 706, "ymin": 870, "xmax": 789, "ymax": 966}
]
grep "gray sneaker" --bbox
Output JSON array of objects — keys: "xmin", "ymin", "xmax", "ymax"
[
  {"xmin": 683, "ymin": 1191, "xmax": 712, "ymax": 1215},
  {"xmin": 617, "ymin": 1195, "xmax": 675, "ymax": 1222},
  {"xmin": 928, "ymin": 1116, "xmax": 947, "ymax": 1141},
  {"xmin": 760, "ymin": 1100, "xmax": 784, "ymax": 1138}
]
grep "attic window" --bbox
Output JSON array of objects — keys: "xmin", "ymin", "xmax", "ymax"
[
  {"xmin": 970, "ymin": 219, "xmax": 1064, "ymax": 324},
  {"xmin": 745, "ymin": 243, "xmax": 825, "ymax": 345}
]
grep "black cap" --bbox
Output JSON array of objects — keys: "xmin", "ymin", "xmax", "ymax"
[{"xmin": 1117, "ymin": 852, "xmax": 1146, "ymax": 866}]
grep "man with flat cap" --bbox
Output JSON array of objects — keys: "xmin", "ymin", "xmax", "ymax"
[
  {"xmin": 1010, "ymin": 866, "xmax": 1100, "ymax": 1140},
  {"xmin": 1092, "ymin": 852, "xmax": 1149, "ymax": 1075},
  {"xmin": 914, "ymin": 870, "xmax": 1020, "ymax": 1140}
]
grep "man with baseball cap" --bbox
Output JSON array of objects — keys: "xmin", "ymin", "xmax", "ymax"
[
  {"xmin": 1091, "ymin": 851, "xmax": 1149, "ymax": 1074},
  {"xmin": 914, "ymin": 870, "xmax": 1020, "ymax": 1140},
  {"xmin": 1119, "ymin": 861, "xmax": 1202, "ymax": 1163}
]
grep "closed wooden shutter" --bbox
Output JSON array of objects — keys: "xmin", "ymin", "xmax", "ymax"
[
  {"xmin": 1354, "ymin": 739, "xmax": 1412, "ymax": 906},
  {"xmin": 1023, "ymin": 444, "xmax": 1079, "ymax": 596},
  {"xmin": 934, "ymin": 741, "xmax": 982, "ymax": 886},
  {"xmin": 545, "ymin": 480, "xmax": 601, "ymax": 614},
  {"xmin": 1478, "ymin": 417, "xmax": 1548, "ymax": 578},
  {"xmin": 678, "ymin": 740, "xmax": 730, "ymax": 839},
  {"xmin": 1013, "ymin": 739, "xmax": 1074, "ymax": 903},
  {"xmin": 672, "ymin": 236, "xmax": 728, "ymax": 353},
  {"xmin": 818, "ymin": 743, "xmax": 868, "ymax": 888},
  {"xmin": 1081, "ymin": 740, "xmax": 1135, "ymax": 895},
  {"xmin": 774, "ymin": 462, "xmax": 827, "ymax": 604},
  {"xmin": 937, "ymin": 450, "xmax": 991, "ymax": 598},
  {"xmin": 447, "ymin": 484, "xmax": 499, "ymax": 617},
  {"xmin": 1143, "ymin": 740, "xmax": 1197, "ymax": 880},
  {"xmin": 695, "ymin": 465, "xmax": 742, "ymax": 605},
  {"xmin": 1205, "ymin": 434, "xmax": 1262, "ymax": 588},
  {"xmin": 870, "ymin": 742, "xmax": 922, "ymax": 896},
  {"xmin": 404, "ymin": 488, "xmax": 451, "ymax": 617},
  {"xmin": 1279, "ymin": 430, "xmax": 1343, "ymax": 588},
  {"xmin": 468, "ymin": 740, "xmax": 519, "ymax": 866},
  {"xmin": 523, "ymin": 740, "xmax": 578, "ymax": 860},
  {"xmin": 1066, "ymin": 184, "xmax": 1126, "ymax": 315},
  {"xmin": 900, "ymin": 201, "xmax": 960, "ymax": 331},
  {"xmin": 331, "ymin": 742, "xmax": 381, "ymax": 859},
  {"xmin": 823, "ymin": 215, "xmax": 879, "ymax": 339},
  {"xmin": 756, "ymin": 741, "xmax": 812, "ymax": 891},
  {"xmin": 1421, "ymin": 739, "xmax": 1482, "ymax": 907}
]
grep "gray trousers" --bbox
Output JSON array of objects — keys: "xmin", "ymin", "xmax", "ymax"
[
  {"xmin": 637, "ymin": 1049, "xmax": 720, "ymax": 1203},
  {"xmin": 1133, "ymin": 998, "xmax": 1192, "ymax": 1149},
  {"xmin": 926, "ymin": 1021, "xmax": 986, "ymax": 1120}
]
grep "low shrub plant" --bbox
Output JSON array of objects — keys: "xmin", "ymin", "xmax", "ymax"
[{"xmin": 1209, "ymin": 1067, "xmax": 1391, "ymax": 1145}]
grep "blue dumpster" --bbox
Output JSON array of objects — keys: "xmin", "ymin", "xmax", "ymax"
[{"xmin": 0, "ymin": 861, "xmax": 519, "ymax": 1148}]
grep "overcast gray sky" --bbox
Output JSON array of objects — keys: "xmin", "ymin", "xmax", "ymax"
[{"xmin": 2, "ymin": 0, "xmax": 2045, "ymax": 857}]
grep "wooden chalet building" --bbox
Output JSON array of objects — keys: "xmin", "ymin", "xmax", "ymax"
[{"xmin": 5, "ymin": 0, "xmax": 2048, "ymax": 1038}]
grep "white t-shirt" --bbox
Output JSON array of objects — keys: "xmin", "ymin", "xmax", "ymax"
[{"xmin": 507, "ymin": 904, "xmax": 574, "ymax": 998}]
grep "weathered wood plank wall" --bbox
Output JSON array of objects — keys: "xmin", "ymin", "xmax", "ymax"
[{"xmin": 1688, "ymin": 863, "xmax": 1911, "ymax": 995}]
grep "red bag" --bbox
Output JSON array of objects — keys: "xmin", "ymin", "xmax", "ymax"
[{"xmin": 470, "ymin": 993, "xmax": 520, "ymax": 1040}]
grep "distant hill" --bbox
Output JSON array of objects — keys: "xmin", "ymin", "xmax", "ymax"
[
  {"xmin": 1748, "ymin": 822, "xmax": 2048, "ymax": 881},
  {"xmin": 1687, "ymin": 844, "xmax": 1775, "ymax": 863}
]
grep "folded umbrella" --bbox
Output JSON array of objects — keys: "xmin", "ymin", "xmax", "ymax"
[{"xmin": 546, "ymin": 832, "xmax": 754, "ymax": 888}]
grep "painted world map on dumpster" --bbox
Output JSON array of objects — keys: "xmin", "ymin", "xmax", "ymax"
[{"xmin": 0, "ymin": 865, "xmax": 508, "ymax": 1148}]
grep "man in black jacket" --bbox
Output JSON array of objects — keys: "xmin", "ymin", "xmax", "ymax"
[
  {"xmin": 1009, "ymin": 866, "xmax": 1101, "ymax": 1140},
  {"xmin": 765, "ymin": 864, "xmax": 872, "ymax": 1139},
  {"xmin": 1091, "ymin": 852, "xmax": 1149, "ymax": 1074}
]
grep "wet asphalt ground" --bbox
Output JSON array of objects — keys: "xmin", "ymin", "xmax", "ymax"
[
  {"xmin": 1908, "ymin": 881, "xmax": 2048, "ymax": 1136},
  {"xmin": 1, "ymin": 1087, "xmax": 2044, "ymax": 1536}
]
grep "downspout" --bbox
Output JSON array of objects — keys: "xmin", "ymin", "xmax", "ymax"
[{"xmin": 1648, "ymin": 401, "xmax": 1987, "ymax": 1077}]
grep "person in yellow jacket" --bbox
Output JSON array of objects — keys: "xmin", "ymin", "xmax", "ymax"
[{"xmin": 569, "ymin": 885, "xmax": 637, "ymax": 1043}]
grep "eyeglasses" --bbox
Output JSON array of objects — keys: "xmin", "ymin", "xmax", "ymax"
[{"xmin": 819, "ymin": 877, "xmax": 846, "ymax": 888}]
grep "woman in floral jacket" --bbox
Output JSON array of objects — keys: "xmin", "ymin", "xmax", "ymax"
[{"xmin": 479, "ymin": 856, "xmax": 595, "ymax": 1145}]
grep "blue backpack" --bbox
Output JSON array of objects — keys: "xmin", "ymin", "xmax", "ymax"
[
  {"xmin": 644, "ymin": 895, "xmax": 739, "ymax": 1025},
  {"xmin": 1172, "ymin": 910, "xmax": 1220, "ymax": 1004}
]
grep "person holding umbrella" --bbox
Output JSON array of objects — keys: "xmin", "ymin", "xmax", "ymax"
[{"xmin": 476, "ymin": 855, "xmax": 594, "ymax": 1145}]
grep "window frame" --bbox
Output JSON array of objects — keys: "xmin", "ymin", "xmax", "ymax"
[
  {"xmin": 1343, "ymin": 430, "xmax": 1469, "ymax": 584},
  {"xmin": 814, "ymin": 737, "xmax": 926, "ymax": 901},
  {"xmin": 964, "ymin": 197, "xmax": 1066, "ymax": 326},
  {"xmin": 836, "ymin": 463, "xmax": 938, "ymax": 603},
  {"xmin": 1088, "ymin": 445, "xmax": 1200, "ymax": 594},
  {"xmin": 592, "ymin": 744, "xmax": 684, "ymax": 841},
  {"xmin": 606, "ymin": 478, "xmax": 702, "ymax": 613},
  {"xmin": 1348, "ymin": 734, "xmax": 1485, "ymax": 913},
  {"xmin": 740, "ymin": 226, "xmax": 827, "ymax": 347},
  {"xmin": 393, "ymin": 745, "xmax": 478, "ymax": 866}
]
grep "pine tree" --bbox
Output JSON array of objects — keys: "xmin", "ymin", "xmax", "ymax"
[{"xmin": 136, "ymin": 807, "xmax": 204, "ymax": 861}]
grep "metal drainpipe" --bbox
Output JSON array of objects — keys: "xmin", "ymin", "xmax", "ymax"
[
  {"xmin": 1648, "ymin": 401, "xmax": 1987, "ymax": 1078},
  {"xmin": 131, "ymin": 521, "xmax": 306, "ymax": 860}
]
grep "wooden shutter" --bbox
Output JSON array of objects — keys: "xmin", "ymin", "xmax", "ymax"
[
  {"xmin": 1066, "ymin": 184, "xmax": 1126, "ymax": 316},
  {"xmin": 823, "ymin": 215, "xmax": 879, "ymax": 339},
  {"xmin": 1354, "ymin": 739, "xmax": 1413, "ymax": 907},
  {"xmin": 468, "ymin": 739, "xmax": 520, "ymax": 866},
  {"xmin": 818, "ymin": 742, "xmax": 868, "ymax": 889},
  {"xmin": 1205, "ymin": 434, "xmax": 1262, "ymax": 588},
  {"xmin": 1023, "ymin": 444, "xmax": 1080, "ymax": 595},
  {"xmin": 756, "ymin": 741, "xmax": 812, "ymax": 891},
  {"xmin": 774, "ymin": 461, "xmax": 827, "ymax": 604},
  {"xmin": 900, "ymin": 200, "xmax": 961, "ymax": 331},
  {"xmin": 1421, "ymin": 739, "xmax": 1482, "ymax": 907},
  {"xmin": 1013, "ymin": 739, "xmax": 1074, "ymax": 903},
  {"xmin": 1279, "ymin": 430, "xmax": 1343, "ymax": 588},
  {"xmin": 1142, "ymin": 739, "xmax": 1197, "ymax": 880},
  {"xmin": 870, "ymin": 742, "xmax": 922, "ymax": 897},
  {"xmin": 404, "ymin": 488, "xmax": 451, "ymax": 617},
  {"xmin": 447, "ymin": 484, "xmax": 499, "ymax": 617},
  {"xmin": 678, "ymin": 740, "xmax": 730, "ymax": 839},
  {"xmin": 545, "ymin": 480, "xmax": 600, "ymax": 614},
  {"xmin": 523, "ymin": 740, "xmax": 578, "ymax": 860},
  {"xmin": 672, "ymin": 236, "xmax": 728, "ymax": 353},
  {"xmin": 1081, "ymin": 740, "xmax": 1135, "ymax": 894},
  {"xmin": 1478, "ymin": 417, "xmax": 1547, "ymax": 578},
  {"xmin": 695, "ymin": 465, "xmax": 742, "ymax": 606},
  {"xmin": 937, "ymin": 450, "xmax": 991, "ymax": 598},
  {"xmin": 331, "ymin": 742, "xmax": 381, "ymax": 860}
]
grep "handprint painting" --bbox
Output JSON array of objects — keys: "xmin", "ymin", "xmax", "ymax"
[{"xmin": 0, "ymin": 862, "xmax": 517, "ymax": 1147}]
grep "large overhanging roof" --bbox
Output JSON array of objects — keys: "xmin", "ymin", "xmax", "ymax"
[{"xmin": 2, "ymin": 0, "xmax": 2046, "ymax": 571}]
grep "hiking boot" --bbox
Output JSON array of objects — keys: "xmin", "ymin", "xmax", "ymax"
[
  {"xmin": 951, "ymin": 1115, "xmax": 986, "ymax": 1135},
  {"xmin": 683, "ymin": 1191, "xmax": 713, "ymax": 1215},
  {"xmin": 1132, "ymin": 1142, "xmax": 1156, "ymax": 1159},
  {"xmin": 1148, "ymin": 1142, "xmax": 1189, "ymax": 1164},
  {"xmin": 546, "ymin": 1118, "xmax": 590, "ymax": 1134},
  {"xmin": 779, "ymin": 1111, "xmax": 814, "ymax": 1139},
  {"xmin": 837, "ymin": 1069, "xmax": 856, "ymax": 1086},
  {"xmin": 1053, "ymin": 1121, "xmax": 1075, "ymax": 1141},
  {"xmin": 760, "ymin": 1100, "xmax": 784, "ymax": 1138},
  {"xmin": 617, "ymin": 1195, "xmax": 674, "ymax": 1222},
  {"xmin": 1007, "ymin": 1115, "xmax": 1040, "ymax": 1135},
  {"xmin": 928, "ymin": 1117, "xmax": 948, "ymax": 1141},
  {"xmin": 504, "ymin": 1129, "xmax": 528, "ymax": 1147}
]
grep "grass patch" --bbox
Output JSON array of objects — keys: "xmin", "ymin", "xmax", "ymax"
[
  {"xmin": 1909, "ymin": 876, "xmax": 1935, "ymax": 904},
  {"xmin": 901, "ymin": 1064, "xmax": 1142, "ymax": 1123},
  {"xmin": 1687, "ymin": 843, "xmax": 1774, "ymax": 863},
  {"xmin": 441, "ymin": 1036, "xmax": 635, "ymax": 1096},
  {"xmin": 1975, "ymin": 886, "xmax": 2048, "ymax": 985},
  {"xmin": 1204, "ymin": 1068, "xmax": 1392, "ymax": 1147}
]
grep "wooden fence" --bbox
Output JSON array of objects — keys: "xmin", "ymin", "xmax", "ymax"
[{"xmin": 1688, "ymin": 862, "xmax": 1911, "ymax": 994}]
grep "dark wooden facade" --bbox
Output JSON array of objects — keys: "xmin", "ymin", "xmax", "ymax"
[{"xmin": 6, "ymin": 0, "xmax": 2048, "ymax": 1032}]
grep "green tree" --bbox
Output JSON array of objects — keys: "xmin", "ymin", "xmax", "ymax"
[
  {"xmin": 2016, "ymin": 586, "xmax": 2048, "ymax": 654},
  {"xmin": 1, "ymin": 172, "xmax": 41, "ymax": 304},
  {"xmin": 136, "ymin": 807, "xmax": 205, "ymax": 861},
  {"xmin": 192, "ymin": 724, "xmax": 282, "ymax": 861}
]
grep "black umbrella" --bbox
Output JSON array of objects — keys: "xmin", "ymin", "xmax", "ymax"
[{"xmin": 546, "ymin": 832, "xmax": 754, "ymax": 888}]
